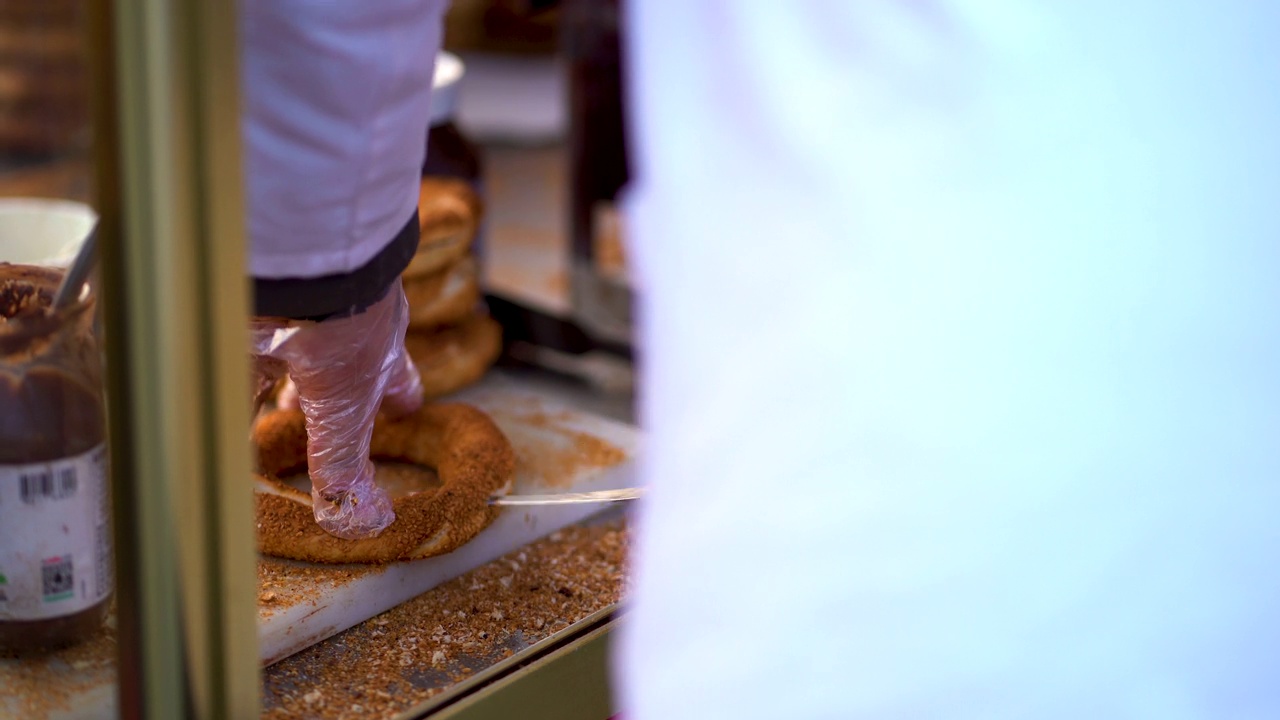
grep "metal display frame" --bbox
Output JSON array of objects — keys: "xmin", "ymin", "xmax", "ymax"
[{"xmin": 88, "ymin": 0, "xmax": 260, "ymax": 717}]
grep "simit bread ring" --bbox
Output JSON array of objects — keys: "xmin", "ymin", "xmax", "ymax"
[
  {"xmin": 403, "ymin": 256, "xmax": 479, "ymax": 330},
  {"xmin": 403, "ymin": 178, "xmax": 481, "ymax": 280},
  {"xmin": 405, "ymin": 312, "xmax": 503, "ymax": 399},
  {"xmin": 253, "ymin": 403, "xmax": 515, "ymax": 564}
]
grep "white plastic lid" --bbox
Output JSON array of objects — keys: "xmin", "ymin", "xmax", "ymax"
[{"xmin": 429, "ymin": 51, "xmax": 465, "ymax": 127}]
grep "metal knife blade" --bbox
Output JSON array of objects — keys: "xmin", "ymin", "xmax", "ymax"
[{"xmin": 488, "ymin": 487, "xmax": 645, "ymax": 506}]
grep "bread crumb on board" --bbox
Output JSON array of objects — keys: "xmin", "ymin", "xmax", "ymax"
[
  {"xmin": 492, "ymin": 408, "xmax": 628, "ymax": 489},
  {"xmin": 257, "ymin": 559, "xmax": 382, "ymax": 620}
]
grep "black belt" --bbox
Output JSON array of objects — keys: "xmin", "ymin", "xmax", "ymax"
[{"xmin": 252, "ymin": 209, "xmax": 419, "ymax": 321}]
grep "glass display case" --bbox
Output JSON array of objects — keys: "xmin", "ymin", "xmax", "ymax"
[{"xmin": 0, "ymin": 2, "xmax": 631, "ymax": 718}]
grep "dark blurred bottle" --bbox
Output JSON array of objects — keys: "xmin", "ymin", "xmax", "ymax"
[{"xmin": 563, "ymin": 0, "xmax": 632, "ymax": 347}]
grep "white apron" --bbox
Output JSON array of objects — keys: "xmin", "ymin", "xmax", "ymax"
[{"xmin": 240, "ymin": 0, "xmax": 447, "ymax": 279}]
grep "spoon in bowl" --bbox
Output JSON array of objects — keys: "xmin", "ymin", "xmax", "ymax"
[{"xmin": 49, "ymin": 222, "xmax": 98, "ymax": 313}]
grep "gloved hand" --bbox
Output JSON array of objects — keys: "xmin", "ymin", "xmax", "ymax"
[{"xmin": 250, "ymin": 279, "xmax": 423, "ymax": 539}]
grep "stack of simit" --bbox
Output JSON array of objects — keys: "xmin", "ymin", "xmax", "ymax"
[{"xmin": 400, "ymin": 177, "xmax": 502, "ymax": 398}]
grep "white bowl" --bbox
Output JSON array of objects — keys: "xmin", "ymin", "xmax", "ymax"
[
  {"xmin": 0, "ymin": 198, "xmax": 97, "ymax": 267},
  {"xmin": 428, "ymin": 51, "xmax": 465, "ymax": 127}
]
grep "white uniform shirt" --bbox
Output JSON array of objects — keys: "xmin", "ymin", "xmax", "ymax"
[
  {"xmin": 619, "ymin": 2, "xmax": 1280, "ymax": 718},
  {"xmin": 240, "ymin": 0, "xmax": 447, "ymax": 279}
]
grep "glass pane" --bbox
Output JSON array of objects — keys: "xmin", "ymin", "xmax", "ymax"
[
  {"xmin": 253, "ymin": 3, "xmax": 636, "ymax": 718},
  {"xmin": 0, "ymin": 1, "xmax": 118, "ymax": 717}
]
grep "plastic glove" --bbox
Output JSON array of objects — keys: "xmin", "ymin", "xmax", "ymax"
[
  {"xmin": 270, "ymin": 354, "xmax": 416, "ymax": 415},
  {"xmin": 250, "ymin": 279, "xmax": 423, "ymax": 539}
]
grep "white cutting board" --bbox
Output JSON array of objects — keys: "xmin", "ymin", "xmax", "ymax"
[
  {"xmin": 0, "ymin": 376, "xmax": 638, "ymax": 718},
  {"xmin": 257, "ymin": 379, "xmax": 640, "ymax": 665}
]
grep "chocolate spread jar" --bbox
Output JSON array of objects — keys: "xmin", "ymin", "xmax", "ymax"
[{"xmin": 0, "ymin": 263, "xmax": 111, "ymax": 654}]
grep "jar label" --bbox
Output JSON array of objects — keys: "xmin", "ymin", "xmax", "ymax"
[{"xmin": 0, "ymin": 445, "xmax": 112, "ymax": 621}]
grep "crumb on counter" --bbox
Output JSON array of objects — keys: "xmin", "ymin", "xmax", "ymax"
[{"xmin": 261, "ymin": 519, "xmax": 630, "ymax": 720}]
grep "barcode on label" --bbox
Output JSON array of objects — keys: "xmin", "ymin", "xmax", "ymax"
[
  {"xmin": 42, "ymin": 556, "xmax": 74, "ymax": 601},
  {"xmin": 20, "ymin": 467, "xmax": 77, "ymax": 504}
]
